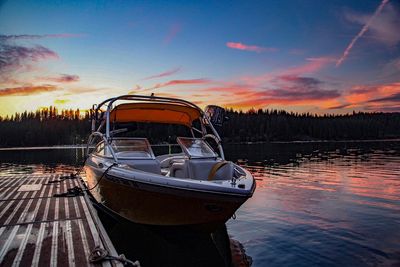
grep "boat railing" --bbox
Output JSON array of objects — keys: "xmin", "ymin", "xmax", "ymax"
[
  {"xmin": 86, "ymin": 131, "xmax": 119, "ymax": 163},
  {"xmin": 96, "ymin": 94, "xmax": 203, "ymax": 115}
]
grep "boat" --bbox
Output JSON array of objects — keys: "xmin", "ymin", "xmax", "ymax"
[{"xmin": 84, "ymin": 94, "xmax": 255, "ymax": 229}]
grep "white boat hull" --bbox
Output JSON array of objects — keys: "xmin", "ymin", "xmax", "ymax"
[{"xmin": 84, "ymin": 157, "xmax": 255, "ymax": 229}]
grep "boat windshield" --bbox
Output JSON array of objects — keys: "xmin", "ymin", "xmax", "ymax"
[
  {"xmin": 111, "ymin": 138, "xmax": 155, "ymax": 159},
  {"xmin": 177, "ymin": 137, "xmax": 217, "ymax": 158}
]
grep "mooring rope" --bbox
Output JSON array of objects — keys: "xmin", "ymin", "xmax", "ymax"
[
  {"xmin": 85, "ymin": 162, "xmax": 118, "ymax": 191},
  {"xmin": 46, "ymin": 156, "xmax": 88, "ymax": 185},
  {"xmin": 89, "ymin": 246, "xmax": 141, "ymax": 266},
  {"xmin": 51, "ymin": 162, "xmax": 117, "ymax": 197},
  {"xmin": 53, "ymin": 186, "xmax": 84, "ymax": 197}
]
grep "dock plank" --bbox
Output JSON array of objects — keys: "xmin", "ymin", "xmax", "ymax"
[{"xmin": 0, "ymin": 174, "xmax": 123, "ymax": 267}]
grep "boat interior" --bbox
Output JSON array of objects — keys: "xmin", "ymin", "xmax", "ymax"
[{"xmin": 94, "ymin": 136, "xmax": 236, "ymax": 181}]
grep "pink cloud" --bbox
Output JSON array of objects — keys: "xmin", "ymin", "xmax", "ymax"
[
  {"xmin": 39, "ymin": 74, "xmax": 80, "ymax": 83},
  {"xmin": 164, "ymin": 23, "xmax": 182, "ymax": 44},
  {"xmin": 153, "ymin": 78, "xmax": 211, "ymax": 89},
  {"xmin": 0, "ymin": 44, "xmax": 59, "ymax": 78},
  {"xmin": 284, "ymin": 57, "xmax": 336, "ymax": 76},
  {"xmin": 141, "ymin": 67, "xmax": 181, "ymax": 80},
  {"xmin": 0, "ymin": 33, "xmax": 83, "ymax": 41},
  {"xmin": 0, "ymin": 34, "xmax": 67, "ymax": 84},
  {"xmin": 226, "ymin": 42, "xmax": 277, "ymax": 53}
]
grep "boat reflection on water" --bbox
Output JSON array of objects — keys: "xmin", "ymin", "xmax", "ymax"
[{"xmin": 92, "ymin": 199, "xmax": 251, "ymax": 267}]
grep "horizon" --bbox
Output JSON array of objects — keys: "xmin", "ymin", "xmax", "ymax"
[
  {"xmin": 1, "ymin": 104, "xmax": 399, "ymax": 121},
  {"xmin": 0, "ymin": 0, "xmax": 399, "ymax": 116}
]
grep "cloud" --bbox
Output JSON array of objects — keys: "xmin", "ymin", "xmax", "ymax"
[
  {"xmin": 54, "ymin": 99, "xmax": 71, "ymax": 105},
  {"xmin": 345, "ymin": 3, "xmax": 400, "ymax": 47},
  {"xmin": 241, "ymin": 56, "xmax": 335, "ymax": 86},
  {"xmin": 0, "ymin": 44, "xmax": 58, "ymax": 72},
  {"xmin": 149, "ymin": 92, "xmax": 182, "ymax": 99},
  {"xmin": 336, "ymin": 0, "xmax": 390, "ymax": 67},
  {"xmin": 367, "ymin": 92, "xmax": 400, "ymax": 103},
  {"xmin": 132, "ymin": 78, "xmax": 212, "ymax": 94},
  {"xmin": 0, "ymin": 33, "xmax": 83, "ymax": 41},
  {"xmin": 39, "ymin": 74, "xmax": 80, "ymax": 83},
  {"xmin": 152, "ymin": 78, "xmax": 211, "ymax": 90},
  {"xmin": 364, "ymin": 106, "xmax": 400, "ymax": 112},
  {"xmin": 193, "ymin": 55, "xmax": 341, "ymax": 109},
  {"xmin": 164, "ymin": 23, "xmax": 182, "ymax": 44},
  {"xmin": 200, "ymin": 74, "xmax": 340, "ymax": 109},
  {"xmin": 141, "ymin": 67, "xmax": 181, "ymax": 80},
  {"xmin": 269, "ymin": 75, "xmax": 340, "ymax": 100},
  {"xmin": 285, "ymin": 57, "xmax": 336, "ymax": 76},
  {"xmin": 328, "ymin": 103, "xmax": 352, "ymax": 110},
  {"xmin": 226, "ymin": 42, "xmax": 277, "ymax": 53},
  {"xmin": 0, "ymin": 33, "xmax": 81, "ymax": 83},
  {"xmin": 330, "ymin": 82, "xmax": 400, "ymax": 110},
  {"xmin": 128, "ymin": 85, "xmax": 143, "ymax": 94},
  {"xmin": 0, "ymin": 42, "xmax": 59, "ymax": 82},
  {"xmin": 0, "ymin": 85, "xmax": 58, "ymax": 96}
]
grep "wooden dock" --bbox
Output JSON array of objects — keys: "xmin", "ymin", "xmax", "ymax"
[{"xmin": 0, "ymin": 174, "xmax": 126, "ymax": 267}]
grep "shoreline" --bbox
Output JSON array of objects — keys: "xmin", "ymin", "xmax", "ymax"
[{"xmin": 0, "ymin": 138, "xmax": 400, "ymax": 151}]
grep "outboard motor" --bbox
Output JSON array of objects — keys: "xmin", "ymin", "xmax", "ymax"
[{"xmin": 205, "ymin": 105, "xmax": 226, "ymax": 136}]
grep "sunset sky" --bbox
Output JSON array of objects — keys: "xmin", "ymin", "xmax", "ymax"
[{"xmin": 0, "ymin": 0, "xmax": 399, "ymax": 116}]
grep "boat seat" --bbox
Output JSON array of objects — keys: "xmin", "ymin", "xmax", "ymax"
[
  {"xmin": 169, "ymin": 161, "xmax": 189, "ymax": 178},
  {"xmin": 187, "ymin": 159, "xmax": 234, "ymax": 181},
  {"xmin": 119, "ymin": 159, "xmax": 162, "ymax": 175},
  {"xmin": 157, "ymin": 153, "xmax": 185, "ymax": 168}
]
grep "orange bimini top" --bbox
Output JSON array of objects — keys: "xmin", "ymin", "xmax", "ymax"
[{"xmin": 109, "ymin": 102, "xmax": 202, "ymax": 127}]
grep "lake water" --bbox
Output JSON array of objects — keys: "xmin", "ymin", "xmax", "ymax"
[{"xmin": 1, "ymin": 141, "xmax": 399, "ymax": 266}]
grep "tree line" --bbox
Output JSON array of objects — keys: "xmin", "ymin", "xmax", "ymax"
[
  {"xmin": 221, "ymin": 108, "xmax": 400, "ymax": 142},
  {"xmin": 0, "ymin": 106, "xmax": 399, "ymax": 147},
  {"xmin": 0, "ymin": 107, "xmax": 91, "ymax": 147}
]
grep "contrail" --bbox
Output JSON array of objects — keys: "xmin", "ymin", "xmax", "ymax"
[{"xmin": 336, "ymin": 0, "xmax": 389, "ymax": 67}]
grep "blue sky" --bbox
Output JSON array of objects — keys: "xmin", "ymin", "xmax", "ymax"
[{"xmin": 0, "ymin": 0, "xmax": 399, "ymax": 115}]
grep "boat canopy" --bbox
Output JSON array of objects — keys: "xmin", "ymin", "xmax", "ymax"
[{"xmin": 109, "ymin": 102, "xmax": 202, "ymax": 127}]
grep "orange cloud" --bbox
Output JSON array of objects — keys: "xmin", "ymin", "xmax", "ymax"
[
  {"xmin": 0, "ymin": 85, "xmax": 58, "ymax": 96},
  {"xmin": 329, "ymin": 82, "xmax": 400, "ymax": 111},
  {"xmin": 345, "ymin": 83, "xmax": 400, "ymax": 104},
  {"xmin": 226, "ymin": 42, "xmax": 277, "ymax": 53}
]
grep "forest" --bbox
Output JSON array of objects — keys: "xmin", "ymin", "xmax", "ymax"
[{"xmin": 0, "ymin": 106, "xmax": 399, "ymax": 147}]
